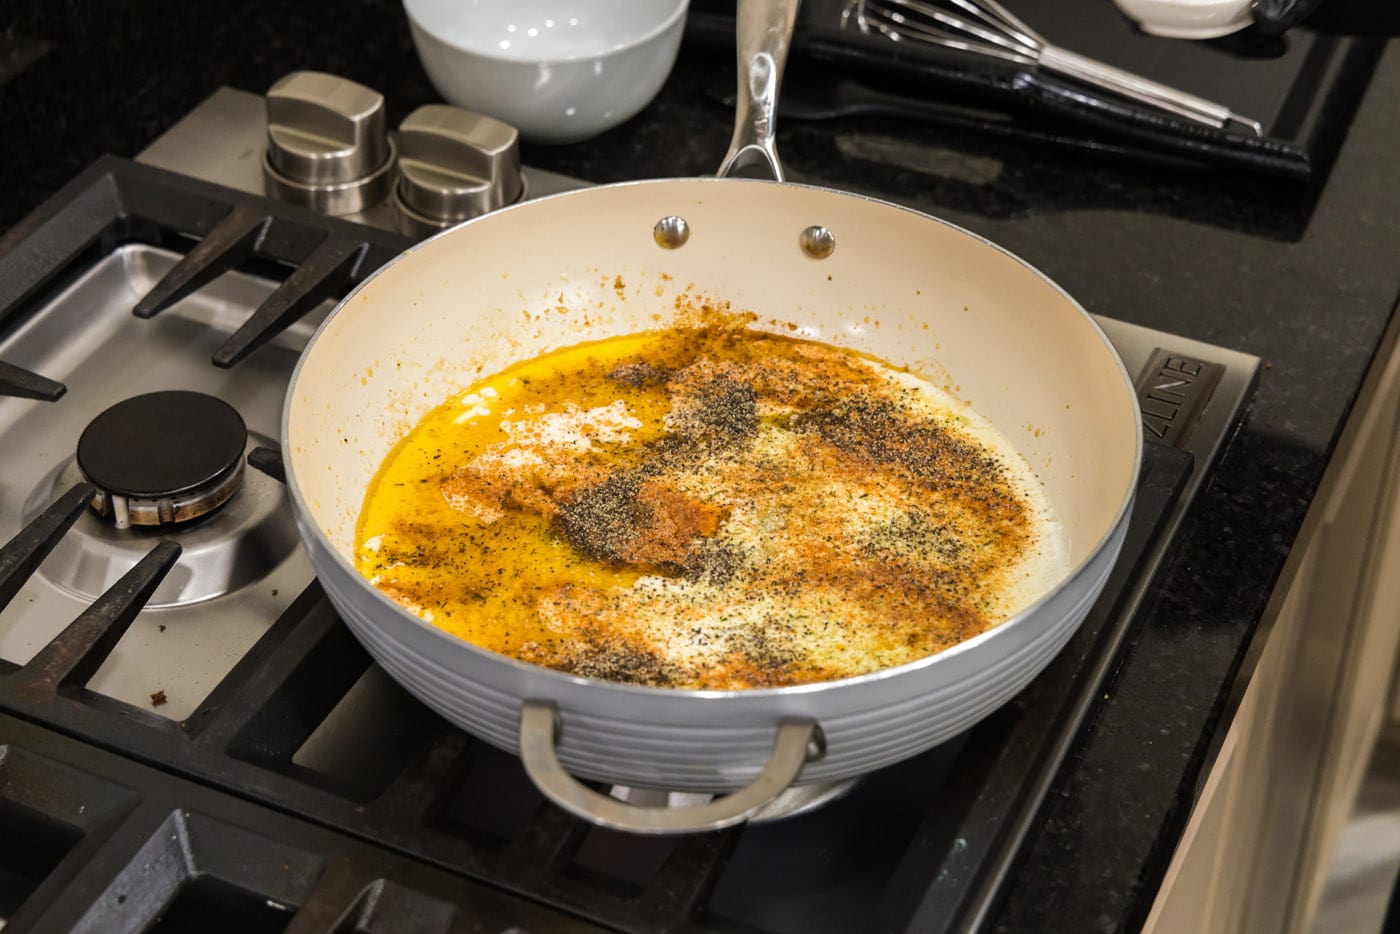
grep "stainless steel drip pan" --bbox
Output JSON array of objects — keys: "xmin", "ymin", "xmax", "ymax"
[
  {"xmin": 0, "ymin": 245, "xmax": 319, "ymax": 720},
  {"xmin": 0, "ymin": 153, "xmax": 1265, "ymax": 934}
]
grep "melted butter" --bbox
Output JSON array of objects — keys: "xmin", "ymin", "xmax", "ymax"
[{"xmin": 356, "ymin": 324, "xmax": 1069, "ymax": 689}]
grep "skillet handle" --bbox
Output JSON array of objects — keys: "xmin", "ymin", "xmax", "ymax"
[
  {"xmin": 519, "ymin": 700, "xmax": 822, "ymax": 834},
  {"xmin": 717, "ymin": 0, "xmax": 802, "ymax": 182}
]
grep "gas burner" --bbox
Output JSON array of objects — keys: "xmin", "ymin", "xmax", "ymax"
[
  {"xmin": 77, "ymin": 391, "xmax": 247, "ymax": 528},
  {"xmin": 23, "ymin": 432, "xmax": 301, "ymax": 609}
]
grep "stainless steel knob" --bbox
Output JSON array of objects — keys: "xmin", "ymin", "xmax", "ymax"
[
  {"xmin": 394, "ymin": 105, "xmax": 525, "ymax": 235},
  {"xmin": 263, "ymin": 71, "xmax": 397, "ymax": 215}
]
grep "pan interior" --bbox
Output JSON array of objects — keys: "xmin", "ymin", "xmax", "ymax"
[{"xmin": 287, "ymin": 179, "xmax": 1138, "ymax": 576}]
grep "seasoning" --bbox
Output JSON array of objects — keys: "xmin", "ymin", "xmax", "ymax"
[{"xmin": 356, "ymin": 319, "xmax": 1069, "ymax": 689}]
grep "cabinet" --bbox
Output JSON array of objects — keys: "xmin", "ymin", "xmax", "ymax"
[{"xmin": 1146, "ymin": 309, "xmax": 1400, "ymax": 933}]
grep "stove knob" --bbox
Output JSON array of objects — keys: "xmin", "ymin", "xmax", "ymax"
[
  {"xmin": 394, "ymin": 104, "xmax": 524, "ymax": 236},
  {"xmin": 263, "ymin": 71, "xmax": 397, "ymax": 215}
]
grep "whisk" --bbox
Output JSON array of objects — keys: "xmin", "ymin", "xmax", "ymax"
[{"xmin": 845, "ymin": 0, "xmax": 1263, "ymax": 136}]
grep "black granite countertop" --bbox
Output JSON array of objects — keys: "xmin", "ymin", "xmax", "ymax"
[{"xmin": 4, "ymin": 2, "xmax": 1400, "ymax": 931}]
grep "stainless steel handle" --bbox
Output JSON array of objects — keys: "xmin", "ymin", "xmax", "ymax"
[
  {"xmin": 1037, "ymin": 44, "xmax": 1263, "ymax": 137},
  {"xmin": 519, "ymin": 700, "xmax": 822, "ymax": 834},
  {"xmin": 718, "ymin": 0, "xmax": 803, "ymax": 181}
]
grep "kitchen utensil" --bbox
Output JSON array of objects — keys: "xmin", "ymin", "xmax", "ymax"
[
  {"xmin": 847, "ymin": 0, "xmax": 1264, "ymax": 135},
  {"xmin": 283, "ymin": 0, "xmax": 1142, "ymax": 834},
  {"xmin": 403, "ymin": 0, "xmax": 689, "ymax": 144},
  {"xmin": 701, "ymin": 70, "xmax": 1232, "ymax": 176}
]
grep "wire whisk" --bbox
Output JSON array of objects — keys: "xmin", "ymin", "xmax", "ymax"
[{"xmin": 843, "ymin": 0, "xmax": 1263, "ymax": 136}]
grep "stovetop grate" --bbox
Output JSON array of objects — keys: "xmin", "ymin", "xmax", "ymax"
[
  {"xmin": 0, "ymin": 712, "xmax": 602, "ymax": 932},
  {"xmin": 0, "ymin": 158, "xmax": 1199, "ymax": 932},
  {"xmin": 0, "ymin": 155, "xmax": 406, "ymax": 398}
]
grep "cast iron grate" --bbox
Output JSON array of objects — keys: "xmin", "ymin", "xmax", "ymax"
[
  {"xmin": 0, "ymin": 158, "xmax": 1196, "ymax": 932},
  {"xmin": 0, "ymin": 712, "xmax": 600, "ymax": 932},
  {"xmin": 0, "ymin": 445, "xmax": 1191, "ymax": 931},
  {"xmin": 0, "ymin": 154, "xmax": 407, "ymax": 397},
  {"xmin": 0, "ymin": 358, "xmax": 65, "ymax": 400}
]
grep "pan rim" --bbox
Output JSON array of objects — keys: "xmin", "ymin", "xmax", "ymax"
[{"xmin": 282, "ymin": 175, "xmax": 1145, "ymax": 702}]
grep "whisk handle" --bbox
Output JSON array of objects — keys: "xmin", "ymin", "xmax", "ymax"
[{"xmin": 1037, "ymin": 44, "xmax": 1262, "ymax": 136}]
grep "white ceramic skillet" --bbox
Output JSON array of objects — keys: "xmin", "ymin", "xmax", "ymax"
[{"xmin": 282, "ymin": 0, "xmax": 1142, "ymax": 833}]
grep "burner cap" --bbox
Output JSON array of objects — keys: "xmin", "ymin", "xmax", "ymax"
[{"xmin": 77, "ymin": 391, "xmax": 248, "ymax": 528}]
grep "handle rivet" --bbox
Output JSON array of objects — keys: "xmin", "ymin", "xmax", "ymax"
[
  {"xmin": 800, "ymin": 225, "xmax": 835, "ymax": 259},
  {"xmin": 654, "ymin": 216, "xmax": 691, "ymax": 249}
]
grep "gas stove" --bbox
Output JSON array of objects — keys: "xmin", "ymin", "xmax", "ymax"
[{"xmin": 0, "ymin": 80, "xmax": 1258, "ymax": 932}]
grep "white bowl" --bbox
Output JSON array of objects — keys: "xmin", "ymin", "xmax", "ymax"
[
  {"xmin": 1111, "ymin": 0, "xmax": 1253, "ymax": 39},
  {"xmin": 404, "ymin": 0, "xmax": 689, "ymax": 145}
]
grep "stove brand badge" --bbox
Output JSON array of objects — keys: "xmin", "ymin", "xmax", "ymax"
[{"xmin": 1135, "ymin": 348, "xmax": 1223, "ymax": 447}]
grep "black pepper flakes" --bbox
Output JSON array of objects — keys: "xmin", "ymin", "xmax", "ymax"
[
  {"xmin": 553, "ymin": 473, "xmax": 647, "ymax": 563},
  {"xmin": 356, "ymin": 321, "xmax": 1044, "ymax": 690}
]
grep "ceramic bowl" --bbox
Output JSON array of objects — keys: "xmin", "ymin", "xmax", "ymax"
[
  {"xmin": 1111, "ymin": 0, "xmax": 1253, "ymax": 39},
  {"xmin": 403, "ymin": 0, "xmax": 689, "ymax": 145}
]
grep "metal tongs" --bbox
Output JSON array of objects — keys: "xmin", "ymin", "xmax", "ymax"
[{"xmin": 844, "ymin": 0, "xmax": 1264, "ymax": 136}]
